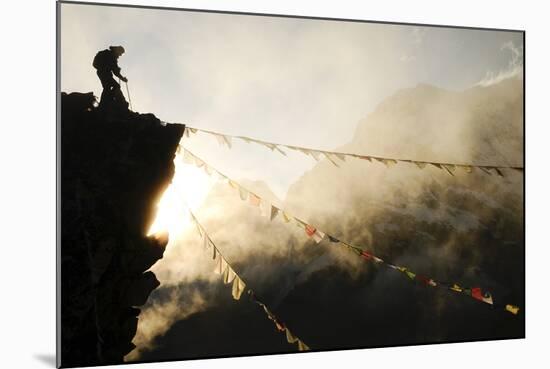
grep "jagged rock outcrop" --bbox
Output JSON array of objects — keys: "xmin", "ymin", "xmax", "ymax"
[{"xmin": 60, "ymin": 92, "xmax": 185, "ymax": 367}]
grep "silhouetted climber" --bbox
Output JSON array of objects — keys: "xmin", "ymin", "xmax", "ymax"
[{"xmin": 93, "ymin": 45, "xmax": 129, "ymax": 113}]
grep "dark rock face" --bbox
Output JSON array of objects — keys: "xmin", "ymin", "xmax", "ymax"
[{"xmin": 60, "ymin": 92, "xmax": 184, "ymax": 367}]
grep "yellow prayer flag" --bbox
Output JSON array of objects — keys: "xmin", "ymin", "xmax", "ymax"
[
  {"xmin": 506, "ymin": 304, "xmax": 520, "ymax": 315},
  {"xmin": 282, "ymin": 211, "xmax": 292, "ymax": 223},
  {"xmin": 458, "ymin": 165, "xmax": 473, "ymax": 173},
  {"xmin": 231, "ymin": 277, "xmax": 246, "ymax": 300},
  {"xmin": 285, "ymin": 329, "xmax": 298, "ymax": 344},
  {"xmin": 442, "ymin": 164, "xmax": 456, "ymax": 176},
  {"xmin": 450, "ymin": 284, "xmax": 463, "ymax": 293},
  {"xmin": 297, "ymin": 340, "xmax": 310, "ymax": 351},
  {"xmin": 223, "ymin": 267, "xmax": 236, "ymax": 284},
  {"xmin": 414, "ymin": 161, "xmax": 427, "ymax": 169}
]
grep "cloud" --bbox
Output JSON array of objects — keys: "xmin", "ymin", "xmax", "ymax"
[
  {"xmin": 127, "ymin": 77, "xmax": 523, "ymax": 361},
  {"xmin": 476, "ymin": 41, "xmax": 524, "ymax": 87}
]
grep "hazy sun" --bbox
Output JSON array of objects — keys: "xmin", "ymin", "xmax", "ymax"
[{"xmin": 147, "ymin": 148, "xmax": 213, "ymax": 236}]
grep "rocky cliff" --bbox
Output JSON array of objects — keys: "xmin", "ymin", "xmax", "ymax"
[{"xmin": 60, "ymin": 92, "xmax": 184, "ymax": 367}]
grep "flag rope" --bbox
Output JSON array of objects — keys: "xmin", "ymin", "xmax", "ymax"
[
  {"xmin": 187, "ymin": 207, "xmax": 311, "ymax": 351},
  {"xmin": 180, "ymin": 126, "xmax": 523, "ymax": 176},
  {"xmin": 180, "ymin": 146, "xmax": 521, "ymax": 316}
]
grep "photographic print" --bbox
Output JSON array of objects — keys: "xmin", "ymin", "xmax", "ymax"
[{"xmin": 58, "ymin": 1, "xmax": 524, "ymax": 367}]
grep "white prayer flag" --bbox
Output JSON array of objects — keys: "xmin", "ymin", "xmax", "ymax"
[
  {"xmin": 313, "ymin": 229, "xmax": 325, "ymax": 243},
  {"xmin": 239, "ymin": 187, "xmax": 248, "ymax": 201}
]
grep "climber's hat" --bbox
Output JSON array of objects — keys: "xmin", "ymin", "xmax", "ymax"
[{"xmin": 109, "ymin": 45, "xmax": 125, "ymax": 56}]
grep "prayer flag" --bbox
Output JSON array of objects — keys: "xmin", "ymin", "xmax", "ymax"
[
  {"xmin": 471, "ymin": 288, "xmax": 493, "ymax": 305},
  {"xmin": 286, "ymin": 329, "xmax": 298, "ymax": 344},
  {"xmin": 249, "ymin": 193, "xmax": 261, "ymax": 207},
  {"xmin": 442, "ymin": 164, "xmax": 456, "ymax": 176},
  {"xmin": 458, "ymin": 165, "xmax": 473, "ymax": 173},
  {"xmin": 312, "ymin": 229, "xmax": 325, "ymax": 243},
  {"xmin": 483, "ymin": 293, "xmax": 493, "ymax": 305},
  {"xmin": 223, "ymin": 267, "xmax": 236, "ymax": 284},
  {"xmin": 506, "ymin": 304, "xmax": 520, "ymax": 315},
  {"xmin": 480, "ymin": 167, "xmax": 492, "ymax": 175},
  {"xmin": 405, "ymin": 271, "xmax": 416, "ymax": 280},
  {"xmin": 282, "ymin": 211, "xmax": 292, "ymax": 223},
  {"xmin": 334, "ymin": 152, "xmax": 346, "ymax": 162},
  {"xmin": 298, "ymin": 341, "xmax": 310, "ymax": 351},
  {"xmin": 416, "ymin": 275, "xmax": 437, "ymax": 287},
  {"xmin": 471, "ymin": 287, "xmax": 483, "ymax": 300},
  {"xmin": 324, "ymin": 152, "xmax": 340, "ymax": 167},
  {"xmin": 414, "ymin": 161, "xmax": 427, "ymax": 169},
  {"xmin": 328, "ymin": 235, "xmax": 340, "ymax": 243},
  {"xmin": 361, "ymin": 250, "xmax": 374, "ymax": 261},
  {"xmin": 231, "ymin": 277, "xmax": 246, "ymax": 300},
  {"xmin": 295, "ymin": 219, "xmax": 307, "ymax": 229},
  {"xmin": 305, "ymin": 224, "xmax": 317, "ymax": 237},
  {"xmin": 239, "ymin": 187, "xmax": 248, "ymax": 201},
  {"xmin": 214, "ymin": 257, "xmax": 228, "ymax": 275},
  {"xmin": 194, "ymin": 157, "xmax": 205, "ymax": 168},
  {"xmin": 309, "ymin": 150, "xmax": 321, "ymax": 161},
  {"xmin": 182, "ymin": 150, "xmax": 194, "ymax": 164},
  {"xmin": 450, "ymin": 284, "xmax": 463, "ymax": 293},
  {"xmin": 270, "ymin": 206, "xmax": 279, "ymax": 221}
]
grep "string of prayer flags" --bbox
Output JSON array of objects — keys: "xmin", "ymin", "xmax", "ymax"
[
  {"xmin": 188, "ymin": 209, "xmax": 310, "ymax": 351},
  {"xmin": 183, "ymin": 126, "xmax": 523, "ymax": 176},
  {"xmin": 181, "ymin": 147, "xmax": 521, "ymax": 316},
  {"xmin": 249, "ymin": 291, "xmax": 310, "ymax": 351}
]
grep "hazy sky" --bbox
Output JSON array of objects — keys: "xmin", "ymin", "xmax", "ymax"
[{"xmin": 60, "ymin": 2, "xmax": 523, "ymax": 198}]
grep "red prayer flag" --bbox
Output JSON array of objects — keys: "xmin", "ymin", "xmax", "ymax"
[
  {"xmin": 416, "ymin": 275, "xmax": 430, "ymax": 285},
  {"xmin": 361, "ymin": 251, "xmax": 373, "ymax": 260},
  {"xmin": 471, "ymin": 287, "xmax": 483, "ymax": 301},
  {"xmin": 305, "ymin": 224, "xmax": 316, "ymax": 237}
]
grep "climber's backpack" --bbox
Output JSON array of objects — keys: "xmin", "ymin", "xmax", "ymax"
[{"xmin": 92, "ymin": 49, "xmax": 111, "ymax": 70}]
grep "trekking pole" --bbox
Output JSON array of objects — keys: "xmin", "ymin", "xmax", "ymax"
[{"xmin": 125, "ymin": 81, "xmax": 133, "ymax": 111}]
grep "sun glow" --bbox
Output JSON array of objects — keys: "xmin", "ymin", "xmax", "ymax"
[{"xmin": 147, "ymin": 149, "xmax": 213, "ymax": 236}]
